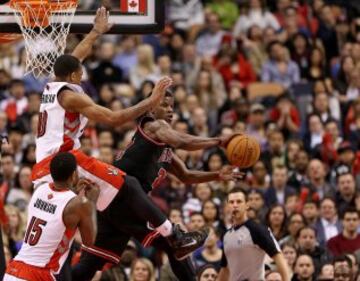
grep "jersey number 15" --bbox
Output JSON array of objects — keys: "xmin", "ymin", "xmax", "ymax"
[{"xmin": 24, "ymin": 216, "xmax": 47, "ymax": 246}]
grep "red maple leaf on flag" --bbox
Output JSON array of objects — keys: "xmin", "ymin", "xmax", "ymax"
[{"xmin": 129, "ymin": 1, "xmax": 138, "ymax": 8}]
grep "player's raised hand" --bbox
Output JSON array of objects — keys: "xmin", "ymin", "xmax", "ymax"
[
  {"xmin": 149, "ymin": 76, "xmax": 173, "ymax": 106},
  {"xmin": 219, "ymin": 166, "xmax": 244, "ymax": 181},
  {"xmin": 84, "ymin": 182, "xmax": 100, "ymax": 203},
  {"xmin": 93, "ymin": 7, "xmax": 113, "ymax": 34}
]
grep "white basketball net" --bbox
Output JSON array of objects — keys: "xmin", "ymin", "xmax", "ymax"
[{"xmin": 10, "ymin": 0, "xmax": 77, "ymax": 77}]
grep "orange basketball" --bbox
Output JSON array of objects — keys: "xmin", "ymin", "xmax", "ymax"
[{"xmin": 226, "ymin": 135, "xmax": 261, "ymax": 168}]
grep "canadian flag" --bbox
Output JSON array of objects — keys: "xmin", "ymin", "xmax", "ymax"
[{"xmin": 120, "ymin": 0, "xmax": 147, "ymax": 13}]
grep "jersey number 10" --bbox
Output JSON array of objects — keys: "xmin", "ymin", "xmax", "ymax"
[
  {"xmin": 24, "ymin": 216, "xmax": 47, "ymax": 246},
  {"xmin": 37, "ymin": 110, "xmax": 48, "ymax": 138}
]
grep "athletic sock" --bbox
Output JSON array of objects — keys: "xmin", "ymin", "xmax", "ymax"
[{"xmin": 156, "ymin": 219, "xmax": 173, "ymax": 237}]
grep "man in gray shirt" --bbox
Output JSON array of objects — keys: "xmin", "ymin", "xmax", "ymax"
[{"xmin": 217, "ymin": 188, "xmax": 290, "ymax": 281}]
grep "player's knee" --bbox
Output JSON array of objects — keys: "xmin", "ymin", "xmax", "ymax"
[{"xmin": 125, "ymin": 175, "xmax": 142, "ymax": 192}]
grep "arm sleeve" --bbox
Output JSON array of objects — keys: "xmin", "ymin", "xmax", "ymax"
[
  {"xmin": 220, "ymin": 237, "xmax": 228, "ymax": 267},
  {"xmin": 248, "ymin": 221, "xmax": 281, "ymax": 257},
  {"xmin": 220, "ymin": 248, "xmax": 228, "ymax": 267}
]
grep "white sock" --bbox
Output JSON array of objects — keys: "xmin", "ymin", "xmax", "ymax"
[{"xmin": 156, "ymin": 220, "xmax": 173, "ymax": 237}]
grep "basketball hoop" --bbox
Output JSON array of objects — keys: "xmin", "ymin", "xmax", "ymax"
[{"xmin": 9, "ymin": 0, "xmax": 78, "ymax": 77}]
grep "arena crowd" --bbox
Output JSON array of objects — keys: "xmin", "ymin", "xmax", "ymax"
[{"xmin": 1, "ymin": 0, "xmax": 360, "ymax": 280}]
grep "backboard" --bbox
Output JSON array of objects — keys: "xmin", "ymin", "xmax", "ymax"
[{"xmin": 0, "ymin": 0, "xmax": 164, "ymax": 34}]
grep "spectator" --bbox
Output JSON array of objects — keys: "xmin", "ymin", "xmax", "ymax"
[
  {"xmin": 0, "ymin": 153, "xmax": 17, "ymax": 197},
  {"xmin": 129, "ymin": 44, "xmax": 158, "ymax": 90},
  {"xmin": 280, "ymin": 213, "xmax": 306, "ymax": 246},
  {"xmin": 304, "ymin": 114, "xmax": 325, "ymax": 153},
  {"xmin": 193, "ymin": 226, "xmax": 222, "ymax": 270},
  {"xmin": 327, "ymin": 207, "xmax": 360, "ymax": 257},
  {"xmin": 113, "ymin": 35, "xmax": 138, "ymax": 80},
  {"xmin": 334, "ymin": 55, "xmax": 356, "ymax": 96},
  {"xmin": 196, "ymin": 264, "xmax": 218, "ymax": 281},
  {"xmin": 0, "ymin": 79, "xmax": 28, "ymax": 125},
  {"xmin": 316, "ymin": 5, "xmax": 339, "ymax": 62},
  {"xmin": 281, "ymin": 243, "xmax": 297, "ymax": 279},
  {"xmin": 265, "ymin": 204, "xmax": 288, "ymax": 241},
  {"xmin": 205, "ymin": 0, "xmax": 239, "ymax": 30},
  {"xmin": 265, "ymin": 271, "xmax": 283, "ymax": 281},
  {"xmin": 289, "ymin": 33, "xmax": 311, "ymax": 79},
  {"xmin": 91, "ymin": 41, "xmax": 123, "ymax": 90},
  {"xmin": 265, "ymin": 165, "xmax": 296, "ymax": 207},
  {"xmin": 261, "ymin": 41, "xmax": 300, "ymax": 89},
  {"xmin": 292, "ymin": 254, "xmax": 316, "ymax": 281},
  {"xmin": 247, "ymin": 189, "xmax": 267, "ymax": 221},
  {"xmin": 269, "ymin": 95, "xmax": 301, "ymax": 137},
  {"xmin": 245, "ymin": 104, "xmax": 267, "ymax": 148},
  {"xmin": 196, "ymin": 13, "xmax": 225, "ymax": 57},
  {"xmin": 129, "ymin": 258, "xmax": 156, "ymax": 281},
  {"xmin": 317, "ymin": 263, "xmax": 334, "ymax": 280},
  {"xmin": 314, "ymin": 197, "xmax": 342, "ymax": 248},
  {"xmin": 287, "ymin": 149, "xmax": 310, "ymax": 191},
  {"xmin": 333, "ymin": 255, "xmax": 353, "ymax": 281},
  {"xmin": 304, "ymin": 159, "xmax": 334, "ymax": 201},
  {"xmin": 306, "ymin": 48, "xmax": 328, "ymax": 82},
  {"xmin": 201, "ymin": 200, "xmax": 220, "ymax": 229},
  {"xmin": 188, "ymin": 212, "xmax": 206, "ymax": 231},
  {"xmin": 247, "ymin": 160, "xmax": 270, "ymax": 190},
  {"xmin": 233, "ymin": 0, "xmax": 280, "ymax": 36},
  {"xmin": 285, "ymin": 139, "xmax": 302, "ymax": 171},
  {"xmin": 301, "ymin": 201, "xmax": 319, "ymax": 226},
  {"xmin": 295, "ymin": 226, "xmax": 329, "ymax": 275},
  {"xmin": 261, "ymin": 130, "xmax": 286, "ymax": 172},
  {"xmin": 335, "ymin": 173, "xmax": 357, "ymax": 216}
]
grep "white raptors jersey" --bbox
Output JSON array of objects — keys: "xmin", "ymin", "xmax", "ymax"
[
  {"xmin": 15, "ymin": 182, "xmax": 77, "ymax": 274},
  {"xmin": 36, "ymin": 82, "xmax": 88, "ymax": 162}
]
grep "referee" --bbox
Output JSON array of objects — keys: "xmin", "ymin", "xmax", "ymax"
[{"xmin": 217, "ymin": 188, "xmax": 290, "ymax": 281}]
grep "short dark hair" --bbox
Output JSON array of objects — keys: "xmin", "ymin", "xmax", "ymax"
[
  {"xmin": 9, "ymin": 79, "xmax": 24, "ymax": 88},
  {"xmin": 336, "ymin": 172, "xmax": 354, "ymax": 183},
  {"xmin": 296, "ymin": 226, "xmax": 316, "ymax": 240},
  {"xmin": 333, "ymin": 255, "xmax": 352, "ymax": 268},
  {"xmin": 227, "ymin": 187, "xmax": 248, "ymax": 201},
  {"xmin": 146, "ymin": 89, "xmax": 173, "ymax": 98},
  {"xmin": 341, "ymin": 207, "xmax": 359, "ymax": 220},
  {"xmin": 196, "ymin": 264, "xmax": 218, "ymax": 279},
  {"xmin": 50, "ymin": 152, "xmax": 77, "ymax": 182},
  {"xmin": 53, "ymin": 55, "xmax": 81, "ymax": 78},
  {"xmin": 189, "ymin": 211, "xmax": 204, "ymax": 218},
  {"xmin": 0, "ymin": 152, "xmax": 14, "ymax": 160}
]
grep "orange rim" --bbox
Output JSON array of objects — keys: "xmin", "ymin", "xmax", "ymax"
[
  {"xmin": 0, "ymin": 33, "xmax": 22, "ymax": 43},
  {"xmin": 9, "ymin": 0, "xmax": 77, "ymax": 28}
]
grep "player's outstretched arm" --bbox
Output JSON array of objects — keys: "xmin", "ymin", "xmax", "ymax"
[
  {"xmin": 63, "ymin": 181, "xmax": 99, "ymax": 246},
  {"xmin": 272, "ymin": 253, "xmax": 291, "ymax": 281},
  {"xmin": 144, "ymin": 120, "xmax": 236, "ymax": 151},
  {"xmin": 59, "ymin": 77, "xmax": 172, "ymax": 126},
  {"xmin": 169, "ymin": 153, "xmax": 242, "ymax": 184},
  {"xmin": 71, "ymin": 7, "xmax": 113, "ymax": 62}
]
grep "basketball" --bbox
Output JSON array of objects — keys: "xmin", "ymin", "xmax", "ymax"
[{"xmin": 226, "ymin": 135, "xmax": 261, "ymax": 168}]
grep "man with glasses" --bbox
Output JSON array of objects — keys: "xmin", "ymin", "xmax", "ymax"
[{"xmin": 327, "ymin": 207, "xmax": 360, "ymax": 256}]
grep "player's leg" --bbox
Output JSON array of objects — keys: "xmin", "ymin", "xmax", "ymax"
[
  {"xmin": 111, "ymin": 175, "xmax": 209, "ymax": 259},
  {"xmin": 130, "ymin": 224, "xmax": 197, "ymax": 281},
  {"xmin": 71, "ymin": 251, "xmax": 106, "ymax": 281},
  {"xmin": 71, "ymin": 211, "xmax": 127, "ymax": 281}
]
